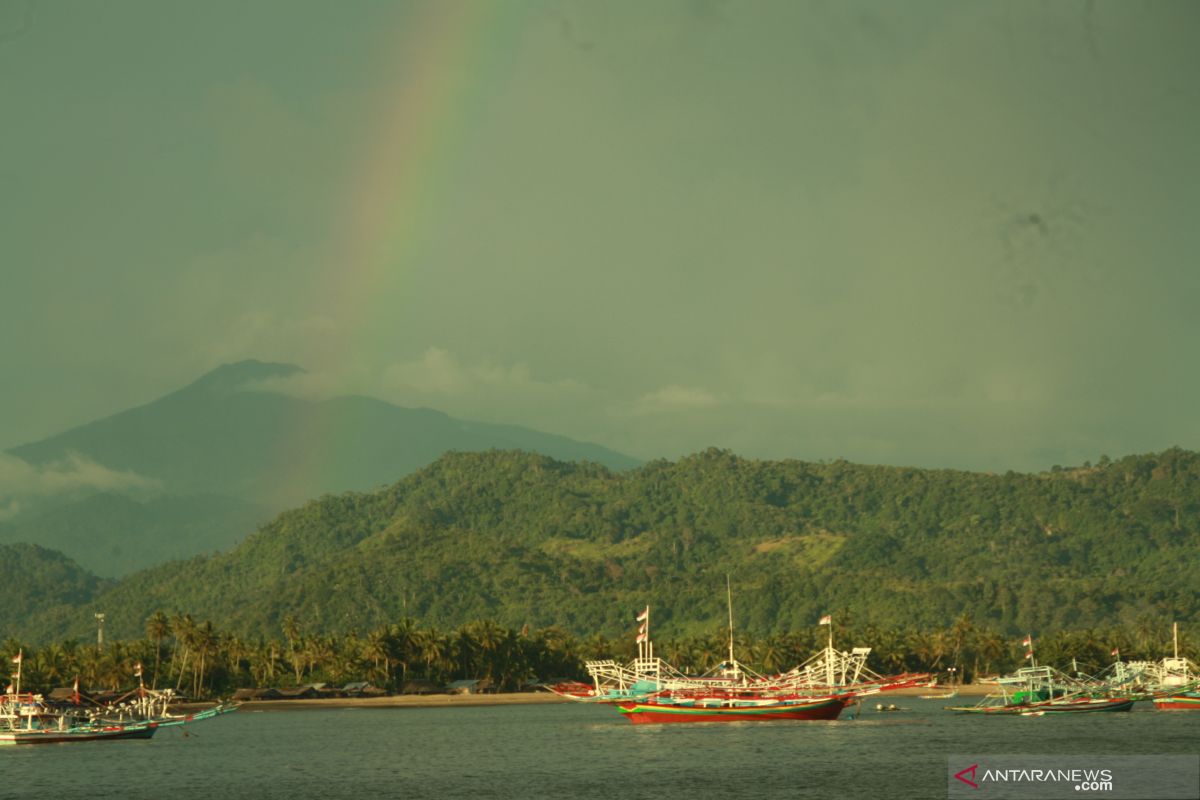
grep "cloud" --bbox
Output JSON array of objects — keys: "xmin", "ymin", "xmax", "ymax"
[
  {"xmin": 0, "ymin": 452, "xmax": 160, "ymax": 518},
  {"xmin": 380, "ymin": 347, "xmax": 587, "ymax": 399},
  {"xmin": 631, "ymin": 385, "xmax": 722, "ymax": 416}
]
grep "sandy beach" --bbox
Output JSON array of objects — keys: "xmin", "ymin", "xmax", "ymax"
[
  {"xmin": 222, "ymin": 692, "xmax": 572, "ymax": 712},
  {"xmin": 886, "ymin": 684, "xmax": 991, "ymax": 697}
]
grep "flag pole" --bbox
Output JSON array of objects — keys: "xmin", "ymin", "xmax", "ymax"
[{"xmin": 726, "ymin": 575, "xmax": 735, "ymax": 672}]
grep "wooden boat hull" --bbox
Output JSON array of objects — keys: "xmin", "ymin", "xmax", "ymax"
[
  {"xmin": 1154, "ymin": 693, "xmax": 1200, "ymax": 711},
  {"xmin": 1036, "ymin": 698, "xmax": 1135, "ymax": 714},
  {"xmin": 951, "ymin": 697, "xmax": 1135, "ymax": 715},
  {"xmin": 0, "ymin": 724, "xmax": 158, "ymax": 745},
  {"xmin": 616, "ymin": 695, "xmax": 849, "ymax": 724}
]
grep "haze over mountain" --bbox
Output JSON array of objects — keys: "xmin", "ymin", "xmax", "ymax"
[
  {"xmin": 1, "ymin": 360, "xmax": 639, "ymax": 576},
  {"xmin": 12, "ymin": 447, "xmax": 1197, "ymax": 646}
]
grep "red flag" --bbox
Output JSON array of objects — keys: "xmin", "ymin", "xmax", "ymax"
[
  {"xmin": 635, "ymin": 632, "xmax": 648, "ymax": 644},
  {"xmin": 1021, "ymin": 636, "xmax": 1032, "ymax": 647},
  {"xmin": 636, "ymin": 606, "xmax": 649, "ymax": 623},
  {"xmin": 73, "ymin": 676, "xmax": 80, "ymax": 705},
  {"xmin": 818, "ymin": 615, "xmax": 832, "ymax": 626},
  {"xmin": 134, "ymin": 662, "xmax": 143, "ymax": 677},
  {"xmin": 1024, "ymin": 650, "xmax": 1034, "ymax": 660},
  {"xmin": 1110, "ymin": 648, "xmax": 1120, "ymax": 657},
  {"xmin": 10, "ymin": 651, "xmax": 20, "ymax": 664}
]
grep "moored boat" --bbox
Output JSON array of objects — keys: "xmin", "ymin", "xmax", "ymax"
[
  {"xmin": 616, "ymin": 694, "xmax": 851, "ymax": 724},
  {"xmin": 2, "ymin": 654, "xmax": 238, "ymax": 746},
  {"xmin": 1153, "ymin": 688, "xmax": 1200, "ymax": 711}
]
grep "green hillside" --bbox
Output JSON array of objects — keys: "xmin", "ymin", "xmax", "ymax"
[
  {"xmin": 15, "ymin": 447, "xmax": 1198, "ymax": 644},
  {"xmin": 3, "ymin": 360, "xmax": 640, "ymax": 575},
  {"xmin": 0, "ymin": 492, "xmax": 270, "ymax": 579},
  {"xmin": 0, "ymin": 543, "xmax": 111, "ymax": 631}
]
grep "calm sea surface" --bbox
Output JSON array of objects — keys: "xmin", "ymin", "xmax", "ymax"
[{"xmin": 1, "ymin": 700, "xmax": 1195, "ymax": 800}]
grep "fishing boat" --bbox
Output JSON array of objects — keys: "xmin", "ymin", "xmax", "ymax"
[
  {"xmin": 1149, "ymin": 624, "xmax": 1198, "ymax": 711},
  {"xmin": 2, "ymin": 655, "xmax": 238, "ymax": 745},
  {"xmin": 593, "ymin": 582, "xmax": 934, "ymax": 724},
  {"xmin": 948, "ymin": 636, "xmax": 1135, "ymax": 716},
  {"xmin": 559, "ymin": 591, "xmax": 928, "ymax": 707},
  {"xmin": 616, "ymin": 693, "xmax": 851, "ymax": 724},
  {"xmin": 1154, "ymin": 689, "xmax": 1200, "ymax": 711}
]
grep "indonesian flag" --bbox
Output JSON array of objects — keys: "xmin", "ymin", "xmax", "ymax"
[
  {"xmin": 1021, "ymin": 636, "xmax": 1032, "ymax": 647},
  {"xmin": 1024, "ymin": 650, "xmax": 1034, "ymax": 660},
  {"xmin": 73, "ymin": 676, "xmax": 80, "ymax": 705},
  {"xmin": 636, "ymin": 631, "xmax": 648, "ymax": 644},
  {"xmin": 4, "ymin": 684, "xmax": 11, "ymax": 694},
  {"xmin": 818, "ymin": 615, "xmax": 832, "ymax": 626},
  {"xmin": 638, "ymin": 621, "xmax": 647, "ymax": 636},
  {"xmin": 636, "ymin": 606, "xmax": 649, "ymax": 623},
  {"xmin": 134, "ymin": 662, "xmax": 143, "ymax": 678},
  {"xmin": 10, "ymin": 651, "xmax": 20, "ymax": 665},
  {"xmin": 1110, "ymin": 648, "xmax": 1120, "ymax": 657}
]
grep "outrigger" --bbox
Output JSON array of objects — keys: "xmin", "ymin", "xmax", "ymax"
[
  {"xmin": 948, "ymin": 635, "xmax": 1135, "ymax": 716},
  {"xmin": 1, "ymin": 654, "xmax": 238, "ymax": 745}
]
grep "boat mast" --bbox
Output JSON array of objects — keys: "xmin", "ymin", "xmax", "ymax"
[
  {"xmin": 726, "ymin": 575, "xmax": 736, "ymax": 675},
  {"xmin": 1173, "ymin": 621, "xmax": 1179, "ymax": 660}
]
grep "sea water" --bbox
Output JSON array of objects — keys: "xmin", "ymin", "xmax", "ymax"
[{"xmin": 0, "ymin": 699, "xmax": 1195, "ymax": 799}]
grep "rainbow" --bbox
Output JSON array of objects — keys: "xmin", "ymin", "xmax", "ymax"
[
  {"xmin": 274, "ymin": 3, "xmax": 535, "ymax": 496},
  {"xmin": 330, "ymin": 1, "xmax": 533, "ymax": 333}
]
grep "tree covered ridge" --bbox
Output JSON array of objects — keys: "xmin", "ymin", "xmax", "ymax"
[
  {"xmin": 3, "ymin": 612, "xmax": 1195, "ymax": 700},
  {"xmin": 12, "ymin": 446, "xmax": 1200, "ymax": 643}
]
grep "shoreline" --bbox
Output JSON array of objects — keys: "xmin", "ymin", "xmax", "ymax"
[
  {"xmin": 180, "ymin": 684, "xmax": 994, "ymax": 712},
  {"xmin": 218, "ymin": 692, "xmax": 572, "ymax": 712}
]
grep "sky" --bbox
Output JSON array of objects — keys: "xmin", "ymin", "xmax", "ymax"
[{"xmin": 1, "ymin": 0, "xmax": 1198, "ymax": 474}]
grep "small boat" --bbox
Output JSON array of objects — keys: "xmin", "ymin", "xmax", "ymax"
[
  {"xmin": 951, "ymin": 695, "xmax": 1135, "ymax": 715},
  {"xmin": 948, "ymin": 659, "xmax": 1134, "ymax": 716},
  {"xmin": 2, "ymin": 658, "xmax": 238, "ymax": 746},
  {"xmin": 1031, "ymin": 696, "xmax": 1135, "ymax": 714},
  {"xmin": 616, "ymin": 694, "xmax": 851, "ymax": 724},
  {"xmin": 0, "ymin": 693, "xmax": 239, "ymax": 746}
]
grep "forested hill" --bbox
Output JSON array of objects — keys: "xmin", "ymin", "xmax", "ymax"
[
  {"xmin": 0, "ymin": 543, "xmax": 111, "ymax": 628},
  {"xmin": 18, "ymin": 447, "xmax": 1200, "ymax": 644},
  {"xmin": 2, "ymin": 359, "xmax": 639, "ymax": 576}
]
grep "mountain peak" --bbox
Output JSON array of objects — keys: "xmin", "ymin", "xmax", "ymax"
[{"xmin": 182, "ymin": 360, "xmax": 304, "ymax": 395}]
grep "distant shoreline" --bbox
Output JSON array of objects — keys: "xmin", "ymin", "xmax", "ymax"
[
  {"xmin": 222, "ymin": 692, "xmax": 571, "ymax": 712},
  {"xmin": 183, "ymin": 684, "xmax": 994, "ymax": 712}
]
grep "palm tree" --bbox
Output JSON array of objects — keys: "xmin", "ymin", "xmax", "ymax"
[
  {"xmin": 191, "ymin": 621, "xmax": 218, "ymax": 698},
  {"xmin": 416, "ymin": 627, "xmax": 448, "ymax": 682},
  {"xmin": 973, "ymin": 629, "xmax": 1009, "ymax": 678},
  {"xmin": 362, "ymin": 629, "xmax": 390, "ymax": 687},
  {"xmin": 145, "ymin": 611, "xmax": 170, "ymax": 689},
  {"xmin": 389, "ymin": 618, "xmax": 420, "ymax": 688},
  {"xmin": 171, "ymin": 614, "xmax": 196, "ymax": 693},
  {"xmin": 282, "ymin": 614, "xmax": 302, "ymax": 678},
  {"xmin": 251, "ymin": 639, "xmax": 281, "ymax": 688}
]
